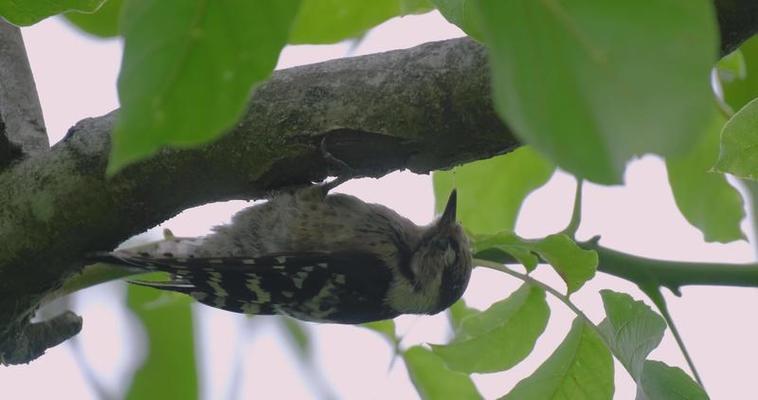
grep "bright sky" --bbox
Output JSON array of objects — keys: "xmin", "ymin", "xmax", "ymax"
[{"xmin": 2, "ymin": 11, "xmax": 756, "ymax": 400}]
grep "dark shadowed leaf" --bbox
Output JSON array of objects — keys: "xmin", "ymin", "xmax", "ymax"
[
  {"xmin": 126, "ymin": 285, "xmax": 197, "ymax": 400},
  {"xmin": 474, "ymin": 0, "xmax": 718, "ymax": 183},
  {"xmin": 64, "ymin": 0, "xmax": 122, "ymax": 37},
  {"xmin": 432, "ymin": 284, "xmax": 548, "ymax": 373},
  {"xmin": 434, "ymin": 147, "xmax": 555, "ymax": 234},
  {"xmin": 404, "ymin": 346, "xmax": 482, "ymax": 400},
  {"xmin": 0, "ymin": 0, "xmax": 103, "ymax": 25},
  {"xmin": 502, "ymin": 318, "xmax": 613, "ymax": 400},
  {"xmin": 110, "ymin": 0, "xmax": 301, "ymax": 174},
  {"xmin": 666, "ymin": 114, "xmax": 745, "ymax": 242}
]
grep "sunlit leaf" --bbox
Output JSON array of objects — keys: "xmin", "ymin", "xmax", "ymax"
[
  {"xmin": 64, "ymin": 0, "xmax": 122, "ymax": 38},
  {"xmin": 434, "ymin": 147, "xmax": 555, "ymax": 234},
  {"xmin": 474, "ymin": 0, "xmax": 718, "ymax": 183},
  {"xmin": 448, "ymin": 299, "xmax": 478, "ymax": 333},
  {"xmin": 0, "ymin": 0, "xmax": 103, "ymax": 25},
  {"xmin": 404, "ymin": 346, "xmax": 482, "ymax": 400},
  {"xmin": 432, "ymin": 285, "xmax": 548, "ymax": 373},
  {"xmin": 719, "ymin": 36, "xmax": 758, "ymax": 112},
  {"xmin": 666, "ymin": 114, "xmax": 745, "ymax": 242},
  {"xmin": 474, "ymin": 232, "xmax": 598, "ymax": 293},
  {"xmin": 598, "ymin": 290, "xmax": 666, "ymax": 379},
  {"xmin": 289, "ymin": 0, "xmax": 433, "ymax": 44},
  {"xmin": 126, "ymin": 285, "xmax": 197, "ymax": 400},
  {"xmin": 637, "ymin": 360, "xmax": 708, "ymax": 400},
  {"xmin": 502, "ymin": 318, "xmax": 613, "ymax": 400},
  {"xmin": 714, "ymin": 97, "xmax": 758, "ymax": 180},
  {"xmin": 110, "ymin": 0, "xmax": 301, "ymax": 174}
]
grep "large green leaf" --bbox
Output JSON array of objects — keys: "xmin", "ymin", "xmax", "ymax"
[
  {"xmin": 432, "ymin": 0, "xmax": 483, "ymax": 40},
  {"xmin": 110, "ymin": 0, "xmax": 301, "ymax": 174},
  {"xmin": 0, "ymin": 0, "xmax": 103, "ymax": 25},
  {"xmin": 432, "ymin": 284, "xmax": 549, "ymax": 373},
  {"xmin": 637, "ymin": 361, "xmax": 708, "ymax": 400},
  {"xmin": 474, "ymin": 0, "xmax": 718, "ymax": 184},
  {"xmin": 474, "ymin": 231, "xmax": 598, "ymax": 293},
  {"xmin": 433, "ymin": 147, "xmax": 555, "ymax": 234},
  {"xmin": 598, "ymin": 290, "xmax": 666, "ymax": 379},
  {"xmin": 502, "ymin": 318, "xmax": 613, "ymax": 400},
  {"xmin": 126, "ymin": 285, "xmax": 197, "ymax": 400},
  {"xmin": 666, "ymin": 114, "xmax": 745, "ymax": 242},
  {"xmin": 714, "ymin": 97, "xmax": 758, "ymax": 180},
  {"xmin": 290, "ymin": 0, "xmax": 432, "ymax": 44},
  {"xmin": 64, "ymin": 0, "xmax": 122, "ymax": 38},
  {"xmin": 404, "ymin": 346, "xmax": 482, "ymax": 400}
]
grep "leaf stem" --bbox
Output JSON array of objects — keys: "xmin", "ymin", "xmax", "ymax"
[{"xmin": 562, "ymin": 178, "xmax": 583, "ymax": 237}]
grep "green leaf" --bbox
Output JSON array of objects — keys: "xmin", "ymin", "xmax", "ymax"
[
  {"xmin": 598, "ymin": 290, "xmax": 666, "ymax": 379},
  {"xmin": 666, "ymin": 114, "xmax": 745, "ymax": 242},
  {"xmin": 719, "ymin": 36, "xmax": 758, "ymax": 112},
  {"xmin": 474, "ymin": 232, "xmax": 598, "ymax": 293},
  {"xmin": 64, "ymin": 0, "xmax": 122, "ymax": 38},
  {"xmin": 404, "ymin": 346, "xmax": 482, "ymax": 400},
  {"xmin": 638, "ymin": 360, "xmax": 708, "ymax": 400},
  {"xmin": 502, "ymin": 318, "xmax": 614, "ymax": 400},
  {"xmin": 474, "ymin": 0, "xmax": 718, "ymax": 184},
  {"xmin": 289, "ymin": 0, "xmax": 433, "ymax": 44},
  {"xmin": 126, "ymin": 285, "xmax": 197, "ymax": 400},
  {"xmin": 433, "ymin": 147, "xmax": 555, "ymax": 234},
  {"xmin": 448, "ymin": 299, "xmax": 478, "ymax": 333},
  {"xmin": 0, "ymin": 0, "xmax": 103, "ymax": 25},
  {"xmin": 432, "ymin": 0, "xmax": 483, "ymax": 40},
  {"xmin": 714, "ymin": 97, "xmax": 758, "ymax": 180},
  {"xmin": 432, "ymin": 284, "xmax": 549, "ymax": 373},
  {"xmin": 279, "ymin": 317, "xmax": 311, "ymax": 360},
  {"xmin": 109, "ymin": 0, "xmax": 301, "ymax": 174}
]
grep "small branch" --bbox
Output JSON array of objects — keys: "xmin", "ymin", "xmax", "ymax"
[
  {"xmin": 0, "ymin": 311, "xmax": 82, "ymax": 365},
  {"xmin": 562, "ymin": 178, "xmax": 583, "ymax": 237},
  {"xmin": 0, "ymin": 18, "xmax": 48, "ymax": 165}
]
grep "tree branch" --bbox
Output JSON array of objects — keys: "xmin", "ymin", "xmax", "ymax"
[
  {"xmin": 0, "ymin": 38, "xmax": 516, "ymax": 363},
  {"xmin": 0, "ymin": 18, "xmax": 47, "ymax": 168}
]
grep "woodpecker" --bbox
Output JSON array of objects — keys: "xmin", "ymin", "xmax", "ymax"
[{"xmin": 88, "ymin": 182, "xmax": 472, "ymax": 324}]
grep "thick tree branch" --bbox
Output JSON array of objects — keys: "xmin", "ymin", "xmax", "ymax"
[
  {"xmin": 0, "ymin": 38, "xmax": 515, "ymax": 363},
  {"xmin": 0, "ymin": 18, "xmax": 47, "ymax": 167}
]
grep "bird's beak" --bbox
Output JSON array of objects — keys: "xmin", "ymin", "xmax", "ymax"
[{"xmin": 440, "ymin": 189, "xmax": 457, "ymax": 226}]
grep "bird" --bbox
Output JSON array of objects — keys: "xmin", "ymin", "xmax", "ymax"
[{"xmin": 87, "ymin": 181, "xmax": 472, "ymax": 324}]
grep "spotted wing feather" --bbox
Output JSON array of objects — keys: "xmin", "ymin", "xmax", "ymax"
[{"xmin": 89, "ymin": 251, "xmax": 397, "ymax": 324}]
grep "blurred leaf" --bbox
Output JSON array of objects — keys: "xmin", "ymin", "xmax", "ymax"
[
  {"xmin": 598, "ymin": 290, "xmax": 666, "ymax": 379},
  {"xmin": 719, "ymin": 36, "xmax": 758, "ymax": 112},
  {"xmin": 448, "ymin": 299, "xmax": 478, "ymax": 333},
  {"xmin": 474, "ymin": 0, "xmax": 718, "ymax": 184},
  {"xmin": 126, "ymin": 285, "xmax": 197, "ymax": 400},
  {"xmin": 289, "ymin": 0, "xmax": 433, "ymax": 44},
  {"xmin": 666, "ymin": 114, "xmax": 745, "ymax": 242},
  {"xmin": 432, "ymin": 284, "xmax": 548, "ymax": 373},
  {"xmin": 110, "ymin": 0, "xmax": 300, "ymax": 174},
  {"xmin": 280, "ymin": 317, "xmax": 311, "ymax": 360},
  {"xmin": 637, "ymin": 360, "xmax": 708, "ymax": 400},
  {"xmin": 64, "ymin": 0, "xmax": 122, "ymax": 37},
  {"xmin": 404, "ymin": 346, "xmax": 482, "ymax": 400},
  {"xmin": 474, "ymin": 232, "xmax": 598, "ymax": 293},
  {"xmin": 502, "ymin": 318, "xmax": 613, "ymax": 400},
  {"xmin": 433, "ymin": 147, "xmax": 555, "ymax": 234},
  {"xmin": 714, "ymin": 97, "xmax": 758, "ymax": 180},
  {"xmin": 362, "ymin": 319, "xmax": 398, "ymax": 345},
  {"xmin": 0, "ymin": 0, "xmax": 103, "ymax": 25},
  {"xmin": 432, "ymin": 0, "xmax": 483, "ymax": 40}
]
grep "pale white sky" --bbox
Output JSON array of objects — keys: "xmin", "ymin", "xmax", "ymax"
[{"xmin": 2, "ymin": 10, "xmax": 756, "ymax": 400}]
